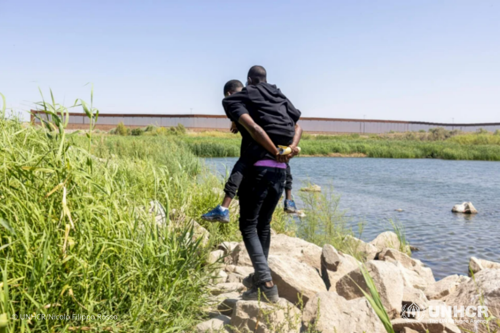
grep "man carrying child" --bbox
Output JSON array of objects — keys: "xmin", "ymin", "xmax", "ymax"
[
  {"xmin": 202, "ymin": 74, "xmax": 300, "ymax": 223},
  {"xmin": 205, "ymin": 65, "xmax": 302, "ymax": 302}
]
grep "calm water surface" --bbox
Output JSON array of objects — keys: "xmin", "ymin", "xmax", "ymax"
[{"xmin": 205, "ymin": 157, "xmax": 500, "ymax": 280}]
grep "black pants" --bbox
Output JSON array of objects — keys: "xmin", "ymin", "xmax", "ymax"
[
  {"xmin": 238, "ymin": 166, "xmax": 286, "ymax": 284},
  {"xmin": 224, "ymin": 158, "xmax": 292, "ymax": 199}
]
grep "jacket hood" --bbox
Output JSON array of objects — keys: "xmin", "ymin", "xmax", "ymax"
[{"xmin": 246, "ymin": 83, "xmax": 286, "ymax": 104}]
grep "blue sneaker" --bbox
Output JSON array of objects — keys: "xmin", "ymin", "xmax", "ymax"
[
  {"xmin": 284, "ymin": 199, "xmax": 297, "ymax": 213},
  {"xmin": 201, "ymin": 205, "xmax": 230, "ymax": 223}
]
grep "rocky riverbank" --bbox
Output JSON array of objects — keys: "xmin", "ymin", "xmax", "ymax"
[{"xmin": 196, "ymin": 231, "xmax": 500, "ymax": 333}]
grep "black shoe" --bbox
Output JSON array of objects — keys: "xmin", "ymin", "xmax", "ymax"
[
  {"xmin": 242, "ymin": 273, "xmax": 257, "ymax": 289},
  {"xmin": 242, "ymin": 283, "xmax": 279, "ymax": 303}
]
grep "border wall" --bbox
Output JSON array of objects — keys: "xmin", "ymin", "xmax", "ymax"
[{"xmin": 30, "ymin": 111, "xmax": 500, "ymax": 134}]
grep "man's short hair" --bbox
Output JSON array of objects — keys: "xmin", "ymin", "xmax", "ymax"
[
  {"xmin": 223, "ymin": 80, "xmax": 244, "ymax": 95},
  {"xmin": 247, "ymin": 65, "xmax": 267, "ymax": 84}
]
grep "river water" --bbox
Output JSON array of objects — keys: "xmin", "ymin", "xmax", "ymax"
[{"xmin": 205, "ymin": 157, "xmax": 500, "ymax": 280}]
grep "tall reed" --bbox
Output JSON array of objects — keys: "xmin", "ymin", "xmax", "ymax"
[{"xmin": 0, "ymin": 93, "xmax": 218, "ymax": 332}]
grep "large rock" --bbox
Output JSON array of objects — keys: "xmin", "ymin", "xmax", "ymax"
[
  {"xmin": 392, "ymin": 300, "xmax": 461, "ymax": 333},
  {"xmin": 230, "ymin": 298, "xmax": 301, "ymax": 333},
  {"xmin": 379, "ymin": 248, "xmax": 435, "ymax": 291},
  {"xmin": 369, "ymin": 231, "xmax": 402, "ymax": 252},
  {"xmin": 218, "ymin": 241, "xmax": 239, "ymax": 256},
  {"xmin": 190, "ymin": 220, "xmax": 210, "ymax": 247},
  {"xmin": 167, "ymin": 210, "xmax": 209, "ymax": 246},
  {"xmin": 335, "ymin": 260, "xmax": 404, "ymax": 318},
  {"xmin": 209, "ymin": 282, "xmax": 245, "ymax": 296},
  {"xmin": 215, "ymin": 292, "xmax": 241, "ymax": 315},
  {"xmin": 392, "ymin": 260, "xmax": 435, "ymax": 291},
  {"xmin": 344, "ymin": 235, "xmax": 379, "ymax": 261},
  {"xmin": 211, "ymin": 269, "xmax": 228, "ymax": 284},
  {"xmin": 148, "ymin": 200, "xmax": 167, "ymax": 227},
  {"xmin": 425, "ymin": 274, "xmax": 469, "ymax": 300},
  {"xmin": 232, "ymin": 234, "xmax": 322, "ymax": 272},
  {"xmin": 300, "ymin": 184, "xmax": 321, "ymax": 192},
  {"xmin": 452, "ymin": 201, "xmax": 478, "ymax": 214},
  {"xmin": 379, "ymin": 248, "xmax": 418, "ymax": 269},
  {"xmin": 321, "ymin": 244, "xmax": 359, "ymax": 290},
  {"xmin": 335, "ymin": 260, "xmax": 404, "ymax": 319},
  {"xmin": 207, "ymin": 250, "xmax": 225, "ymax": 265},
  {"xmin": 443, "ymin": 269, "xmax": 500, "ymax": 332},
  {"xmin": 195, "ymin": 315, "xmax": 230, "ymax": 332},
  {"xmin": 302, "ymin": 292, "xmax": 386, "ymax": 333},
  {"xmin": 469, "ymin": 257, "xmax": 500, "ymax": 275},
  {"xmin": 268, "ymin": 255, "xmax": 326, "ymax": 305},
  {"xmin": 399, "ymin": 329, "xmax": 420, "ymax": 333},
  {"xmin": 225, "ymin": 266, "xmax": 254, "ymax": 284}
]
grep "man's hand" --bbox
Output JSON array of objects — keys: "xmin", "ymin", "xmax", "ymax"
[
  {"xmin": 288, "ymin": 145, "xmax": 300, "ymax": 158},
  {"xmin": 230, "ymin": 121, "xmax": 238, "ymax": 134},
  {"xmin": 276, "ymin": 152, "xmax": 289, "ymax": 163}
]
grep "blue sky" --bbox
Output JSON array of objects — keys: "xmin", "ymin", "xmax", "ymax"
[{"xmin": 2, "ymin": 0, "xmax": 499, "ymax": 122}]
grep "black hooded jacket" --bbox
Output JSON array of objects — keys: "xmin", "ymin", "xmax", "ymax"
[{"xmin": 222, "ymin": 82, "xmax": 301, "ymax": 161}]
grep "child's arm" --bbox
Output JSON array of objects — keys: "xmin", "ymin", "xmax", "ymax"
[
  {"xmin": 230, "ymin": 121, "xmax": 238, "ymax": 134},
  {"xmin": 289, "ymin": 123, "xmax": 303, "ymax": 157}
]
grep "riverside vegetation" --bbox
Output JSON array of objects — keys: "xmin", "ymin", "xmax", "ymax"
[
  {"xmin": 0, "ymin": 92, "xmax": 309, "ymax": 332},
  {"xmin": 107, "ymin": 122, "xmax": 500, "ymax": 161},
  {"xmin": 0, "ymin": 93, "xmax": 226, "ymax": 332},
  {"xmin": 180, "ymin": 128, "xmax": 500, "ymax": 161},
  {"xmin": 3, "ymin": 91, "xmax": 500, "ymax": 332}
]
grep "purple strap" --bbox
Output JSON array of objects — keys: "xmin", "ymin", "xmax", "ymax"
[{"xmin": 254, "ymin": 160, "xmax": 287, "ymax": 169}]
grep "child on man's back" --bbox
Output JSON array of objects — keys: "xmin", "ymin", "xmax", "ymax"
[{"xmin": 201, "ymin": 80, "xmax": 298, "ymax": 223}]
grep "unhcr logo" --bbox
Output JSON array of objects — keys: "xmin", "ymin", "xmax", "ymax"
[{"xmin": 401, "ymin": 302, "xmax": 421, "ymax": 320}]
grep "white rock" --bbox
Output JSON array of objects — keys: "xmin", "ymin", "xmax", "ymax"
[
  {"xmin": 215, "ymin": 292, "xmax": 241, "ymax": 315},
  {"xmin": 321, "ymin": 244, "xmax": 359, "ymax": 290},
  {"xmin": 189, "ymin": 220, "xmax": 210, "ymax": 247},
  {"xmin": 210, "ymin": 270, "xmax": 228, "ymax": 284},
  {"xmin": 443, "ymin": 269, "xmax": 500, "ymax": 332},
  {"xmin": 195, "ymin": 315, "xmax": 230, "ymax": 333},
  {"xmin": 394, "ymin": 260, "xmax": 435, "ymax": 291},
  {"xmin": 369, "ymin": 231, "xmax": 402, "ymax": 252},
  {"xmin": 148, "ymin": 200, "xmax": 167, "ymax": 227},
  {"xmin": 399, "ymin": 328, "xmax": 419, "ymax": 333},
  {"xmin": 224, "ymin": 264, "xmax": 236, "ymax": 273},
  {"xmin": 217, "ymin": 242, "xmax": 239, "ymax": 256},
  {"xmin": 234, "ymin": 266, "xmax": 254, "ymax": 277},
  {"xmin": 344, "ymin": 235, "xmax": 379, "ymax": 261},
  {"xmin": 469, "ymin": 256, "xmax": 500, "ymax": 275},
  {"xmin": 230, "ymin": 298, "xmax": 301, "ymax": 333},
  {"xmin": 379, "ymin": 248, "xmax": 417, "ymax": 269},
  {"xmin": 425, "ymin": 274, "xmax": 469, "ymax": 300},
  {"xmin": 300, "ymin": 184, "xmax": 321, "ymax": 192},
  {"xmin": 207, "ymin": 250, "xmax": 225, "ymax": 265},
  {"xmin": 268, "ymin": 255, "xmax": 326, "ymax": 305},
  {"xmin": 232, "ymin": 234, "xmax": 322, "ymax": 271},
  {"xmin": 335, "ymin": 260, "xmax": 404, "ymax": 319},
  {"xmin": 302, "ymin": 292, "xmax": 386, "ymax": 333},
  {"xmin": 209, "ymin": 282, "xmax": 245, "ymax": 296},
  {"xmin": 226, "ymin": 273, "xmax": 242, "ymax": 283},
  {"xmin": 451, "ymin": 201, "xmax": 478, "ymax": 214}
]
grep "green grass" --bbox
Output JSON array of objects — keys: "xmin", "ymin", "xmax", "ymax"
[
  {"xmin": 295, "ymin": 184, "xmax": 360, "ymax": 255},
  {"xmin": 0, "ymin": 93, "xmax": 252, "ymax": 332},
  {"xmin": 357, "ymin": 264, "xmax": 396, "ymax": 333},
  {"xmin": 178, "ymin": 131, "xmax": 500, "ymax": 161}
]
